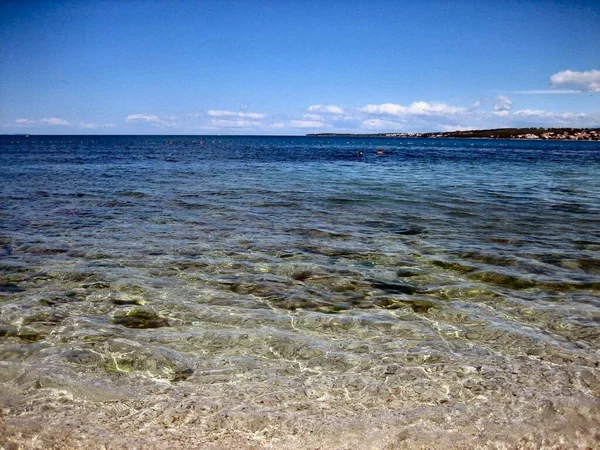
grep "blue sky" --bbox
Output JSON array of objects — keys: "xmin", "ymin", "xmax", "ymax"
[{"xmin": 1, "ymin": 0, "xmax": 599, "ymax": 135}]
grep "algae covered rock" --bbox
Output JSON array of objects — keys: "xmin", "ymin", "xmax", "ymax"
[
  {"xmin": 113, "ymin": 309, "xmax": 169, "ymax": 329},
  {"xmin": 0, "ymin": 326, "xmax": 43, "ymax": 341}
]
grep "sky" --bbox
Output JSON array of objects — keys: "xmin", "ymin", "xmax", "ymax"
[{"xmin": 1, "ymin": 0, "xmax": 599, "ymax": 135}]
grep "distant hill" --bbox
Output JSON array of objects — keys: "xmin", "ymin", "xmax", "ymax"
[{"xmin": 307, "ymin": 127, "xmax": 600, "ymax": 141}]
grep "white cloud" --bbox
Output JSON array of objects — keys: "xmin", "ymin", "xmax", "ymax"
[
  {"xmin": 15, "ymin": 118, "xmax": 33, "ymax": 125},
  {"xmin": 550, "ymin": 69, "xmax": 600, "ymax": 93},
  {"xmin": 289, "ymin": 120, "xmax": 325, "ymax": 128},
  {"xmin": 207, "ymin": 110, "xmax": 236, "ymax": 117},
  {"xmin": 361, "ymin": 119, "xmax": 404, "ymax": 130},
  {"xmin": 307, "ymin": 104, "xmax": 344, "ymax": 114},
  {"xmin": 40, "ymin": 117, "xmax": 70, "ymax": 126},
  {"xmin": 358, "ymin": 101, "xmax": 466, "ymax": 116},
  {"xmin": 240, "ymin": 112, "xmax": 267, "ymax": 119},
  {"xmin": 439, "ymin": 125, "xmax": 476, "ymax": 132},
  {"xmin": 207, "ymin": 110, "xmax": 267, "ymax": 119},
  {"xmin": 494, "ymin": 95, "xmax": 512, "ymax": 112},
  {"xmin": 126, "ymin": 114, "xmax": 163, "ymax": 123},
  {"xmin": 126, "ymin": 114, "xmax": 175, "ymax": 127}
]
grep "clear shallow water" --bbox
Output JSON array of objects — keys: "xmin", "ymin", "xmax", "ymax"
[{"xmin": 1, "ymin": 135, "xmax": 599, "ymax": 448}]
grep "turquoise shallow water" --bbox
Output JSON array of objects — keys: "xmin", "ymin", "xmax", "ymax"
[{"xmin": 1, "ymin": 135, "xmax": 599, "ymax": 447}]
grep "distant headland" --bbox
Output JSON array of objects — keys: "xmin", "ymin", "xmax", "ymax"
[{"xmin": 307, "ymin": 127, "xmax": 600, "ymax": 141}]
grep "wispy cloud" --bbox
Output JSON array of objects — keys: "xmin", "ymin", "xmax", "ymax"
[
  {"xmin": 79, "ymin": 122, "xmax": 115, "ymax": 129},
  {"xmin": 439, "ymin": 125, "xmax": 476, "ymax": 132},
  {"xmin": 361, "ymin": 119, "xmax": 405, "ymax": 130},
  {"xmin": 358, "ymin": 101, "xmax": 466, "ymax": 116},
  {"xmin": 210, "ymin": 119, "xmax": 263, "ymax": 128},
  {"xmin": 13, "ymin": 118, "xmax": 119, "ymax": 130},
  {"xmin": 550, "ymin": 69, "xmax": 600, "ymax": 93},
  {"xmin": 289, "ymin": 120, "xmax": 325, "ymax": 128},
  {"xmin": 307, "ymin": 105, "xmax": 344, "ymax": 114},
  {"xmin": 40, "ymin": 117, "xmax": 70, "ymax": 126},
  {"xmin": 16, "ymin": 117, "xmax": 70, "ymax": 126},
  {"xmin": 513, "ymin": 89, "xmax": 581, "ymax": 95},
  {"xmin": 303, "ymin": 113, "xmax": 322, "ymax": 121},
  {"xmin": 512, "ymin": 109, "xmax": 586, "ymax": 120},
  {"xmin": 207, "ymin": 110, "xmax": 267, "ymax": 119}
]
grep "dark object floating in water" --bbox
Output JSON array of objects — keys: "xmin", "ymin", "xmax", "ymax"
[
  {"xmin": 113, "ymin": 309, "xmax": 170, "ymax": 328},
  {"xmin": 369, "ymin": 280, "xmax": 419, "ymax": 295}
]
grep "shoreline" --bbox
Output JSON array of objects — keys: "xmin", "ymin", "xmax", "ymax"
[{"xmin": 307, "ymin": 127, "xmax": 600, "ymax": 141}]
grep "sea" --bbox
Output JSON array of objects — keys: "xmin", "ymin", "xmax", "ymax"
[{"xmin": 1, "ymin": 135, "xmax": 599, "ymax": 448}]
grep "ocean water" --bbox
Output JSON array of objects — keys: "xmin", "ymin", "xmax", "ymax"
[{"xmin": 1, "ymin": 135, "xmax": 599, "ymax": 448}]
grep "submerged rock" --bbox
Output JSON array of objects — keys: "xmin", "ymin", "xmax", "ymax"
[
  {"xmin": 23, "ymin": 312, "xmax": 67, "ymax": 326},
  {"xmin": 171, "ymin": 367, "xmax": 194, "ymax": 382},
  {"xmin": 392, "ymin": 225, "xmax": 426, "ymax": 236},
  {"xmin": 369, "ymin": 280, "xmax": 419, "ymax": 295},
  {"xmin": 113, "ymin": 309, "xmax": 170, "ymax": 329},
  {"xmin": 396, "ymin": 269, "xmax": 420, "ymax": 278},
  {"xmin": 315, "ymin": 304, "xmax": 351, "ymax": 314},
  {"xmin": 111, "ymin": 298, "xmax": 147, "ymax": 306},
  {"xmin": 40, "ymin": 292, "xmax": 85, "ymax": 306},
  {"xmin": 0, "ymin": 283, "xmax": 25, "ymax": 293}
]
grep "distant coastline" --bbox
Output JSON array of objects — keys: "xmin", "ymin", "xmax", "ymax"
[{"xmin": 307, "ymin": 127, "xmax": 600, "ymax": 141}]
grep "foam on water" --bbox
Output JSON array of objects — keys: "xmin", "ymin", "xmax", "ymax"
[{"xmin": 1, "ymin": 136, "xmax": 599, "ymax": 448}]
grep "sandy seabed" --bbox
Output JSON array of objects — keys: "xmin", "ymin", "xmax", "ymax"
[{"xmin": 1, "ymin": 360, "xmax": 599, "ymax": 450}]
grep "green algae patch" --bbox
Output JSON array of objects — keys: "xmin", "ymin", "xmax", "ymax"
[
  {"xmin": 375, "ymin": 298, "xmax": 438, "ymax": 313},
  {"xmin": 115, "ymin": 284, "xmax": 147, "ymax": 295},
  {"xmin": 0, "ymin": 327, "xmax": 18, "ymax": 338},
  {"xmin": 0, "ymin": 326, "xmax": 43, "ymax": 341},
  {"xmin": 433, "ymin": 286, "xmax": 500, "ymax": 300},
  {"xmin": 113, "ymin": 309, "xmax": 170, "ymax": 329},
  {"xmin": 430, "ymin": 259, "xmax": 477, "ymax": 274},
  {"xmin": 470, "ymin": 271, "xmax": 536, "ymax": 289}
]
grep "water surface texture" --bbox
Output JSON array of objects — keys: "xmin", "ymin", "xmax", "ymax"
[{"xmin": 1, "ymin": 136, "xmax": 599, "ymax": 448}]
